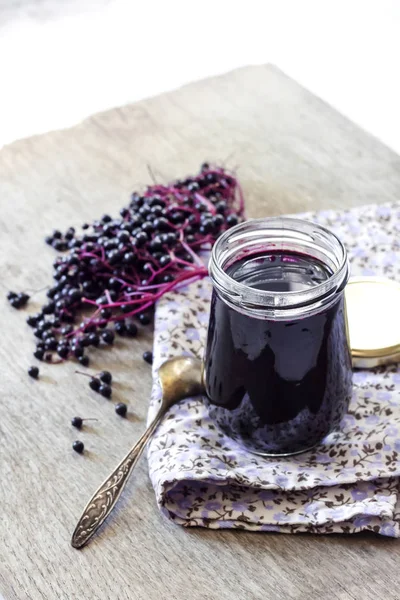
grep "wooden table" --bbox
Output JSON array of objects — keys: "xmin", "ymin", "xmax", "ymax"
[{"xmin": 2, "ymin": 65, "xmax": 400, "ymax": 600}]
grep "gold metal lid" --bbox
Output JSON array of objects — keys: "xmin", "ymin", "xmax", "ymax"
[{"xmin": 345, "ymin": 276, "xmax": 400, "ymax": 368}]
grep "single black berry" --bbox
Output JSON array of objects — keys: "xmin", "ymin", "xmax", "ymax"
[
  {"xmin": 32, "ymin": 323, "xmax": 44, "ymax": 337},
  {"xmin": 138, "ymin": 313, "xmax": 151, "ymax": 325},
  {"xmin": 80, "ymin": 335, "xmax": 91, "ymax": 347},
  {"xmin": 99, "ymin": 370, "xmax": 112, "ymax": 384},
  {"xmin": 45, "ymin": 338, "xmax": 58, "ymax": 351},
  {"xmin": 89, "ymin": 377, "xmax": 101, "ymax": 392},
  {"xmin": 143, "ymin": 350, "xmax": 153, "ymax": 365},
  {"xmin": 108, "ymin": 277, "xmax": 121, "ymax": 291},
  {"xmin": 115, "ymin": 321, "xmax": 126, "ymax": 336},
  {"xmin": 18, "ymin": 292, "xmax": 30, "ymax": 306},
  {"xmin": 216, "ymin": 200, "xmax": 227, "ymax": 214},
  {"xmin": 73, "ymin": 346, "xmax": 84, "ymax": 358},
  {"xmin": 212, "ymin": 214, "xmax": 224, "ymax": 228},
  {"xmin": 71, "ymin": 415, "xmax": 97, "ymax": 430},
  {"xmin": 226, "ymin": 214, "xmax": 239, "ymax": 227},
  {"xmin": 10, "ymin": 297, "xmax": 22, "ymax": 309},
  {"xmin": 123, "ymin": 252, "xmax": 136, "ymax": 265},
  {"xmin": 72, "ymin": 440, "xmax": 84, "ymax": 454},
  {"xmin": 79, "ymin": 355, "xmax": 90, "ymax": 367},
  {"xmin": 149, "ymin": 238, "xmax": 163, "ymax": 252},
  {"xmin": 65, "ymin": 227, "xmax": 75, "ymax": 240},
  {"xmin": 159, "ymin": 255, "xmax": 171, "ymax": 267},
  {"xmin": 42, "ymin": 302, "xmax": 55, "ymax": 315},
  {"xmin": 121, "ymin": 303, "xmax": 132, "ymax": 314},
  {"xmin": 57, "ymin": 345, "xmax": 69, "ymax": 359},
  {"xmin": 88, "ymin": 333, "xmax": 100, "ymax": 346},
  {"xmin": 26, "ymin": 314, "xmax": 39, "ymax": 327},
  {"xmin": 141, "ymin": 221, "xmax": 154, "ymax": 234},
  {"xmin": 34, "ymin": 349, "xmax": 44, "ymax": 361},
  {"xmin": 53, "ymin": 240, "xmax": 67, "ymax": 251},
  {"xmin": 68, "ymin": 289, "xmax": 82, "ymax": 303},
  {"xmin": 126, "ymin": 322, "xmax": 138, "ymax": 337},
  {"xmin": 133, "ymin": 231, "xmax": 148, "ymax": 247},
  {"xmin": 28, "ymin": 366, "xmax": 39, "ymax": 379},
  {"xmin": 99, "ymin": 383, "xmax": 112, "ymax": 398},
  {"xmin": 115, "ymin": 402, "xmax": 127, "ymax": 417},
  {"xmin": 101, "ymin": 329, "xmax": 115, "ymax": 344},
  {"xmin": 117, "ymin": 230, "xmax": 130, "ymax": 244},
  {"xmin": 71, "ymin": 416, "xmax": 83, "ymax": 429}
]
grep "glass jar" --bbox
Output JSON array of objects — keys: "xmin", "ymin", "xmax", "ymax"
[{"xmin": 204, "ymin": 217, "xmax": 352, "ymax": 456}]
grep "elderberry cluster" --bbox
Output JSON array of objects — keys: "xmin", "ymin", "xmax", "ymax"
[{"xmin": 25, "ymin": 163, "xmax": 243, "ymax": 365}]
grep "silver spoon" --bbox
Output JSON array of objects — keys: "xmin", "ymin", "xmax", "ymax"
[{"xmin": 71, "ymin": 356, "xmax": 204, "ymax": 549}]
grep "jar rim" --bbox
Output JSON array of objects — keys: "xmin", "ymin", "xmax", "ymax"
[{"xmin": 209, "ymin": 217, "xmax": 349, "ymax": 317}]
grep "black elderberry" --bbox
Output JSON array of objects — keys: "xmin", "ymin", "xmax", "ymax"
[
  {"xmin": 226, "ymin": 214, "xmax": 239, "ymax": 227},
  {"xmin": 101, "ymin": 329, "xmax": 115, "ymax": 344},
  {"xmin": 159, "ymin": 255, "xmax": 171, "ymax": 267},
  {"xmin": 99, "ymin": 383, "xmax": 112, "ymax": 398},
  {"xmin": 72, "ymin": 440, "xmax": 84, "ymax": 453},
  {"xmin": 216, "ymin": 200, "xmax": 227, "ymax": 214},
  {"xmin": 99, "ymin": 370, "xmax": 112, "ymax": 384},
  {"xmin": 89, "ymin": 377, "xmax": 101, "ymax": 392},
  {"xmin": 123, "ymin": 252, "xmax": 136, "ymax": 265},
  {"xmin": 143, "ymin": 350, "xmax": 153, "ymax": 364},
  {"xmin": 26, "ymin": 314, "xmax": 39, "ymax": 327},
  {"xmin": 138, "ymin": 313, "xmax": 151, "ymax": 326},
  {"xmin": 34, "ymin": 349, "xmax": 44, "ymax": 361},
  {"xmin": 88, "ymin": 333, "xmax": 100, "ymax": 346},
  {"xmin": 126, "ymin": 322, "xmax": 138, "ymax": 337},
  {"xmin": 28, "ymin": 366, "xmax": 39, "ymax": 379},
  {"xmin": 115, "ymin": 402, "xmax": 127, "ymax": 417},
  {"xmin": 71, "ymin": 416, "xmax": 83, "ymax": 429},
  {"xmin": 73, "ymin": 346, "xmax": 84, "ymax": 358},
  {"xmin": 115, "ymin": 321, "xmax": 126, "ymax": 336},
  {"xmin": 57, "ymin": 345, "xmax": 69, "ymax": 359},
  {"xmin": 133, "ymin": 232, "xmax": 148, "ymax": 247}
]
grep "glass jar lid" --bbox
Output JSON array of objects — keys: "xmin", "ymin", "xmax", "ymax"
[{"xmin": 346, "ymin": 276, "xmax": 400, "ymax": 368}]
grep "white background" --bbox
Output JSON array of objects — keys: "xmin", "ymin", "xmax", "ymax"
[{"xmin": 0, "ymin": 0, "xmax": 399, "ymax": 153}]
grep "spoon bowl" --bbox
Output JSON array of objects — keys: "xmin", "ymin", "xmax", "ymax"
[{"xmin": 159, "ymin": 356, "xmax": 204, "ymax": 407}]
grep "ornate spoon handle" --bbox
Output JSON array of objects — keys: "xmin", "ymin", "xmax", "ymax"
[{"xmin": 71, "ymin": 408, "xmax": 164, "ymax": 549}]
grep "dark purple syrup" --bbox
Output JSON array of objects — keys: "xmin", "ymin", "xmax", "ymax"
[{"xmin": 204, "ymin": 251, "xmax": 352, "ymax": 455}]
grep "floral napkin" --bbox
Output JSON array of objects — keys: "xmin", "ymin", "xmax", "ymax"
[{"xmin": 147, "ymin": 202, "xmax": 400, "ymax": 536}]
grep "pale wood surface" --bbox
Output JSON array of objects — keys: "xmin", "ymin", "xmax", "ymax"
[{"xmin": 1, "ymin": 65, "xmax": 400, "ymax": 600}]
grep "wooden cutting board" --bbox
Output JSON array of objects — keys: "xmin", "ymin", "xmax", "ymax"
[{"xmin": 1, "ymin": 65, "xmax": 400, "ymax": 600}]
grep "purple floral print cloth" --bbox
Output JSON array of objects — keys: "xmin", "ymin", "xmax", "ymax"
[{"xmin": 147, "ymin": 202, "xmax": 400, "ymax": 536}]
